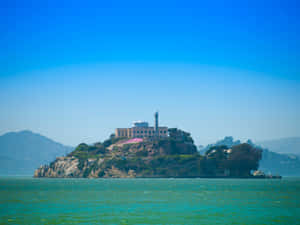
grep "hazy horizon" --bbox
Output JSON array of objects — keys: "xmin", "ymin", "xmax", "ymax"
[{"xmin": 1, "ymin": 123, "xmax": 300, "ymax": 147}]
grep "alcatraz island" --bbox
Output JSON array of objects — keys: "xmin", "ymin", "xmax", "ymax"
[{"xmin": 34, "ymin": 112, "xmax": 280, "ymax": 178}]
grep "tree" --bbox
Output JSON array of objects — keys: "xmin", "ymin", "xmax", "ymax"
[
  {"xmin": 168, "ymin": 128, "xmax": 194, "ymax": 144},
  {"xmin": 75, "ymin": 143, "xmax": 89, "ymax": 152},
  {"xmin": 226, "ymin": 143, "xmax": 262, "ymax": 177},
  {"xmin": 204, "ymin": 145, "xmax": 228, "ymax": 175}
]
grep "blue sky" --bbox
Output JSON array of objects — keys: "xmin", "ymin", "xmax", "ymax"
[{"xmin": 0, "ymin": 0, "xmax": 299, "ymax": 146}]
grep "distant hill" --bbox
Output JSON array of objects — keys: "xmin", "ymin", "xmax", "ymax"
[
  {"xmin": 0, "ymin": 130, "xmax": 73, "ymax": 175},
  {"xmin": 259, "ymin": 149, "xmax": 300, "ymax": 177},
  {"xmin": 199, "ymin": 136, "xmax": 300, "ymax": 177},
  {"xmin": 257, "ymin": 137, "xmax": 300, "ymax": 155}
]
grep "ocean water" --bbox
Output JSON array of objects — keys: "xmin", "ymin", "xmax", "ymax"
[{"xmin": 0, "ymin": 177, "xmax": 299, "ymax": 225}]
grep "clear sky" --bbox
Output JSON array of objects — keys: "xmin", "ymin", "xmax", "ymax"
[{"xmin": 0, "ymin": 0, "xmax": 299, "ymax": 146}]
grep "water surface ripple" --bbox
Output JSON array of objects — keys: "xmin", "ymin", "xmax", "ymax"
[{"xmin": 0, "ymin": 177, "xmax": 299, "ymax": 224}]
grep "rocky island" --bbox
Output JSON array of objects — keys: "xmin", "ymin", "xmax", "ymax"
[
  {"xmin": 35, "ymin": 112, "xmax": 281, "ymax": 178},
  {"xmin": 34, "ymin": 128, "xmax": 271, "ymax": 178}
]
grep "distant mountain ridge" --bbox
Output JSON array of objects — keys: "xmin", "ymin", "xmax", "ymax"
[
  {"xmin": 256, "ymin": 137, "xmax": 300, "ymax": 155},
  {"xmin": 0, "ymin": 130, "xmax": 73, "ymax": 175}
]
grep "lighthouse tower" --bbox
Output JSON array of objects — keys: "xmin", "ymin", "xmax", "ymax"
[{"xmin": 154, "ymin": 111, "xmax": 159, "ymax": 137}]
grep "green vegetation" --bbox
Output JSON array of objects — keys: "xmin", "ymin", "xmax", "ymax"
[
  {"xmin": 168, "ymin": 128, "xmax": 194, "ymax": 144},
  {"xmin": 203, "ymin": 144, "xmax": 262, "ymax": 177},
  {"xmin": 68, "ymin": 135, "xmax": 127, "ymax": 159}
]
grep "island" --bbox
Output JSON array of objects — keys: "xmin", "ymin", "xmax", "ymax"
[
  {"xmin": 34, "ymin": 131, "xmax": 276, "ymax": 178},
  {"xmin": 34, "ymin": 112, "xmax": 280, "ymax": 178}
]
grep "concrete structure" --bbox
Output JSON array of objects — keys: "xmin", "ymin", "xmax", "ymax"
[{"xmin": 115, "ymin": 112, "xmax": 168, "ymax": 139}]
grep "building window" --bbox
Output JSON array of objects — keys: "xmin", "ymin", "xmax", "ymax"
[
  {"xmin": 160, "ymin": 131, "xmax": 162, "ymax": 133},
  {"xmin": 141, "ymin": 131, "xmax": 143, "ymax": 133},
  {"xmin": 164, "ymin": 131, "xmax": 167, "ymax": 133},
  {"xmin": 137, "ymin": 131, "xmax": 139, "ymax": 133}
]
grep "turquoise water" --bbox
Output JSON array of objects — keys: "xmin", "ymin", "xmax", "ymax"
[{"xmin": 0, "ymin": 178, "xmax": 299, "ymax": 224}]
